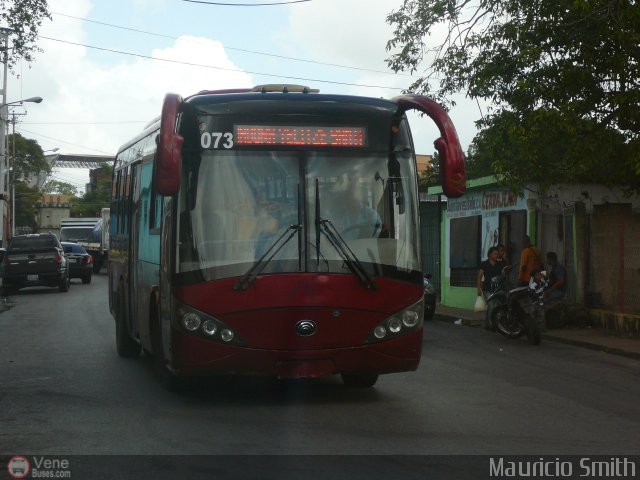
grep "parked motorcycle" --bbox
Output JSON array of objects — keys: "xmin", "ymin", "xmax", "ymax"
[{"xmin": 486, "ymin": 272, "xmax": 547, "ymax": 345}]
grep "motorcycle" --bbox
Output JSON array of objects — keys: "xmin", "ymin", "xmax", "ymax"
[{"xmin": 486, "ymin": 271, "xmax": 547, "ymax": 345}]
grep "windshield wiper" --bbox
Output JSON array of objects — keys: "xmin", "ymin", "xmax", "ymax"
[
  {"xmin": 234, "ymin": 224, "xmax": 301, "ymax": 291},
  {"xmin": 315, "ymin": 179, "xmax": 321, "ymax": 268},
  {"xmin": 314, "ymin": 178, "xmax": 376, "ymax": 290},
  {"xmin": 318, "ymin": 218, "xmax": 378, "ymax": 291}
]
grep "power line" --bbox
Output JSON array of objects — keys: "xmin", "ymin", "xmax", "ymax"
[
  {"xmin": 182, "ymin": 0, "xmax": 311, "ymax": 5},
  {"xmin": 50, "ymin": 11, "xmax": 412, "ymax": 78},
  {"xmin": 22, "ymin": 121, "xmax": 147, "ymax": 125},
  {"xmin": 18, "ymin": 127, "xmax": 115, "ymax": 155},
  {"xmin": 39, "ymin": 36, "xmax": 403, "ymax": 90}
]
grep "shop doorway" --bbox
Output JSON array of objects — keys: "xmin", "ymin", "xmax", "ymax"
[{"xmin": 499, "ymin": 210, "xmax": 527, "ymax": 283}]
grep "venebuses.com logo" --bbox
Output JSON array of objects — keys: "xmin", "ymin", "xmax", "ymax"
[
  {"xmin": 5, "ymin": 456, "xmax": 72, "ymax": 479},
  {"xmin": 6, "ymin": 456, "xmax": 30, "ymax": 479}
]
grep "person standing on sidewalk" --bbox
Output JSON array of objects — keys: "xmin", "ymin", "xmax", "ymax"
[
  {"xmin": 477, "ymin": 246, "xmax": 507, "ymax": 331},
  {"xmin": 517, "ymin": 235, "xmax": 543, "ymax": 286}
]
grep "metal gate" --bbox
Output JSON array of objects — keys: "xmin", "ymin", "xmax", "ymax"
[{"xmin": 420, "ymin": 198, "xmax": 442, "ymax": 294}]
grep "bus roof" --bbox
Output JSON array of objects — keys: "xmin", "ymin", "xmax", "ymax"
[{"xmin": 117, "ymin": 86, "xmax": 401, "ymax": 155}]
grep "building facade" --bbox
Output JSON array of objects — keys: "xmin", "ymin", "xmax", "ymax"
[{"xmin": 431, "ymin": 178, "xmax": 640, "ymax": 318}]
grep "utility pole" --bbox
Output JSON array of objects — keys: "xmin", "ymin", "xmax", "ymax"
[
  {"xmin": 10, "ymin": 112, "xmax": 15, "ymax": 236},
  {"xmin": 0, "ymin": 28, "xmax": 10, "ymax": 247}
]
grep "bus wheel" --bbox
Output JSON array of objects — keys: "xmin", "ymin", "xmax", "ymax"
[
  {"xmin": 115, "ymin": 291, "xmax": 140, "ymax": 358},
  {"xmin": 341, "ymin": 373, "xmax": 379, "ymax": 388}
]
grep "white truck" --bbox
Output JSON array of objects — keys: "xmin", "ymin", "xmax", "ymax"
[{"xmin": 59, "ymin": 208, "xmax": 110, "ymax": 273}]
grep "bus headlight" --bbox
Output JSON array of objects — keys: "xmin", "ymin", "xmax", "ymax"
[
  {"xmin": 174, "ymin": 300, "xmax": 245, "ymax": 346},
  {"xmin": 402, "ymin": 310, "xmax": 420, "ymax": 328},
  {"xmin": 373, "ymin": 325, "xmax": 387, "ymax": 339},
  {"xmin": 220, "ymin": 329, "xmax": 235, "ymax": 342},
  {"xmin": 182, "ymin": 312, "xmax": 201, "ymax": 331},
  {"xmin": 202, "ymin": 320, "xmax": 217, "ymax": 336},
  {"xmin": 388, "ymin": 317, "xmax": 402, "ymax": 333},
  {"xmin": 366, "ymin": 299, "xmax": 424, "ymax": 343}
]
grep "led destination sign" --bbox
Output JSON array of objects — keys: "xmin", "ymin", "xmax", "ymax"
[{"xmin": 235, "ymin": 125, "xmax": 366, "ymax": 147}]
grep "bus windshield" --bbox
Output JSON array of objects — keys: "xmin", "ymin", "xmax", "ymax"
[{"xmin": 176, "ymin": 146, "xmax": 420, "ymax": 284}]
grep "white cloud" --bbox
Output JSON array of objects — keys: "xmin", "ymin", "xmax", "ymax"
[{"xmin": 11, "ymin": 3, "xmax": 252, "ymax": 157}]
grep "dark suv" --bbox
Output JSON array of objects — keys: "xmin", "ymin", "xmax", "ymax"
[{"xmin": 3, "ymin": 233, "xmax": 70, "ymax": 292}]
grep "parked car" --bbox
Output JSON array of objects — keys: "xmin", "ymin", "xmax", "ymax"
[
  {"xmin": 424, "ymin": 273, "xmax": 436, "ymax": 320},
  {"xmin": 2, "ymin": 233, "xmax": 70, "ymax": 292},
  {"xmin": 61, "ymin": 242, "xmax": 93, "ymax": 284}
]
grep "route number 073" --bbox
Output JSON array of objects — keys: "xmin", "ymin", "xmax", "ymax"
[{"xmin": 200, "ymin": 132, "xmax": 234, "ymax": 149}]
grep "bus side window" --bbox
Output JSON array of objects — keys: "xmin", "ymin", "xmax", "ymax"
[
  {"xmin": 149, "ymin": 177, "xmax": 162, "ymax": 235},
  {"xmin": 112, "ymin": 170, "xmax": 121, "ymax": 235}
]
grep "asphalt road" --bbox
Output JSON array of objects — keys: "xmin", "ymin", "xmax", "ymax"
[{"xmin": 1, "ymin": 273, "xmax": 639, "ymax": 475}]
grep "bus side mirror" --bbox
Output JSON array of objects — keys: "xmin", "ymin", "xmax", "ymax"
[
  {"xmin": 155, "ymin": 93, "xmax": 184, "ymax": 196},
  {"xmin": 391, "ymin": 95, "xmax": 466, "ymax": 198}
]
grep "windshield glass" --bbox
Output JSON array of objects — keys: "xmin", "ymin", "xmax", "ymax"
[{"xmin": 175, "ymin": 118, "xmax": 420, "ymax": 284}]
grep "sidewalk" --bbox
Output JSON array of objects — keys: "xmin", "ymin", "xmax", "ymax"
[{"xmin": 433, "ymin": 303, "xmax": 640, "ymax": 360}]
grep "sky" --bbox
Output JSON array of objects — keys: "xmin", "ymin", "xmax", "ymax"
[{"xmin": 5, "ymin": 0, "xmax": 483, "ymax": 193}]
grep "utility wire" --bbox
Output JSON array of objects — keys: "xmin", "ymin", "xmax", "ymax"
[
  {"xmin": 18, "ymin": 127, "xmax": 115, "ymax": 155},
  {"xmin": 182, "ymin": 0, "xmax": 311, "ymax": 5},
  {"xmin": 39, "ymin": 36, "xmax": 403, "ymax": 90},
  {"xmin": 51, "ymin": 11, "xmax": 413, "ymax": 78},
  {"xmin": 22, "ymin": 121, "xmax": 147, "ymax": 125}
]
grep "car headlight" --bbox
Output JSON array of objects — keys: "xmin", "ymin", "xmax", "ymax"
[{"xmin": 366, "ymin": 298, "xmax": 424, "ymax": 343}]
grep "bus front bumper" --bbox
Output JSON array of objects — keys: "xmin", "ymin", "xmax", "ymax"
[{"xmin": 171, "ymin": 329, "xmax": 423, "ymax": 379}]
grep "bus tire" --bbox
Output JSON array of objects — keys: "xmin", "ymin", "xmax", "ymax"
[
  {"xmin": 115, "ymin": 289, "xmax": 140, "ymax": 358},
  {"xmin": 341, "ymin": 373, "xmax": 379, "ymax": 388}
]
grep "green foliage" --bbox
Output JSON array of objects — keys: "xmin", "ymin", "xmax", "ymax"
[
  {"xmin": 41, "ymin": 180, "xmax": 78, "ymax": 196},
  {"xmin": 9, "ymin": 133, "xmax": 50, "ymax": 180},
  {"xmin": 387, "ymin": 0, "xmax": 640, "ymax": 190},
  {"xmin": 70, "ymin": 165, "xmax": 112, "ymax": 217},
  {"xmin": 0, "ymin": 0, "xmax": 51, "ymax": 68},
  {"xmin": 468, "ymin": 109, "xmax": 634, "ymax": 192},
  {"xmin": 14, "ymin": 181, "xmax": 41, "ymax": 230}
]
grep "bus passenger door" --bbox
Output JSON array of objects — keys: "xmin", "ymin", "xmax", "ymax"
[{"xmin": 129, "ymin": 164, "xmax": 142, "ymax": 339}]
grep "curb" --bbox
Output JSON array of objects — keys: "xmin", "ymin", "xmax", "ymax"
[
  {"xmin": 431, "ymin": 312, "xmax": 640, "ymax": 361},
  {"xmin": 541, "ymin": 333, "xmax": 640, "ymax": 361}
]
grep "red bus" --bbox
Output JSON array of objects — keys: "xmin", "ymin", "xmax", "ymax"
[{"xmin": 109, "ymin": 84, "xmax": 465, "ymax": 390}]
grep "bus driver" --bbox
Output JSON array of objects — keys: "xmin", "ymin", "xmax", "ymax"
[{"xmin": 330, "ymin": 183, "xmax": 382, "ymax": 240}]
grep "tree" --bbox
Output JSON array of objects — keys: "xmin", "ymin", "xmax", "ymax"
[
  {"xmin": 41, "ymin": 179, "xmax": 78, "ymax": 196},
  {"xmin": 468, "ymin": 109, "xmax": 632, "ymax": 192},
  {"xmin": 10, "ymin": 133, "xmax": 50, "ymax": 231},
  {"xmin": 71, "ymin": 165, "xmax": 112, "ymax": 217},
  {"xmin": 386, "ymin": 0, "xmax": 640, "ymax": 190},
  {"xmin": 9, "ymin": 133, "xmax": 50, "ymax": 180},
  {"xmin": 13, "ymin": 181, "xmax": 41, "ymax": 231},
  {"xmin": 0, "ymin": 0, "xmax": 51, "ymax": 68}
]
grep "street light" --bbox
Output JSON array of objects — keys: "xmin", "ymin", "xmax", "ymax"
[
  {"xmin": 0, "ymin": 96, "xmax": 44, "ymax": 237},
  {"xmin": 0, "ymin": 96, "xmax": 43, "ymax": 109}
]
